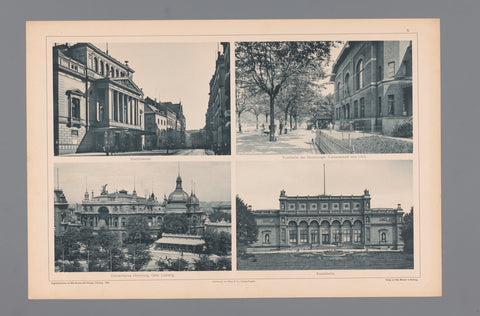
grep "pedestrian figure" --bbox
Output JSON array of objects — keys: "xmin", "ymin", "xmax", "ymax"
[{"xmin": 279, "ymin": 121, "xmax": 284, "ymax": 135}]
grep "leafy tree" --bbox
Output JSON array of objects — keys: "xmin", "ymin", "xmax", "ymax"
[
  {"xmin": 167, "ymin": 258, "xmax": 189, "ymax": 271},
  {"xmin": 401, "ymin": 207, "xmax": 414, "ymax": 253},
  {"xmin": 235, "ymin": 41, "xmax": 334, "ymax": 141},
  {"xmin": 55, "ymin": 229, "xmax": 82, "ymax": 262},
  {"xmin": 236, "ymin": 196, "xmax": 258, "ymax": 255},
  {"xmin": 126, "ymin": 243, "xmax": 152, "ymax": 271},
  {"xmin": 215, "ymin": 256, "xmax": 232, "ymax": 271},
  {"xmin": 125, "ymin": 215, "xmax": 154, "ymax": 245},
  {"xmin": 202, "ymin": 229, "xmax": 231, "ymax": 256},
  {"xmin": 208, "ymin": 210, "xmax": 231, "ymax": 223},
  {"xmin": 193, "ymin": 255, "xmax": 217, "ymax": 271},
  {"xmin": 161, "ymin": 213, "xmax": 189, "ymax": 234}
]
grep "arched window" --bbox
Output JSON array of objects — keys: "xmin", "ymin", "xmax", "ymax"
[
  {"xmin": 100, "ymin": 60, "xmax": 104, "ymax": 75},
  {"xmin": 264, "ymin": 233, "xmax": 270, "ymax": 244},
  {"xmin": 337, "ymin": 81, "xmax": 341, "ymax": 101},
  {"xmin": 381, "ymin": 232, "xmax": 387, "ymax": 242},
  {"xmin": 356, "ymin": 59, "xmax": 364, "ymax": 90},
  {"xmin": 344, "ymin": 73, "xmax": 350, "ymax": 96},
  {"xmin": 94, "ymin": 57, "xmax": 98, "ymax": 72},
  {"xmin": 116, "ymin": 69, "xmax": 119, "ymax": 77},
  {"xmin": 110, "ymin": 66, "xmax": 114, "ymax": 77}
]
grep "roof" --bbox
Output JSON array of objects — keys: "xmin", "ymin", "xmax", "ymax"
[
  {"xmin": 154, "ymin": 234, "xmax": 205, "ymax": 246},
  {"xmin": 68, "ymin": 43, "xmax": 134, "ymax": 73}
]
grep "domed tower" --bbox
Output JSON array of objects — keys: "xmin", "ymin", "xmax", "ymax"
[{"xmin": 165, "ymin": 173, "xmax": 189, "ymax": 213}]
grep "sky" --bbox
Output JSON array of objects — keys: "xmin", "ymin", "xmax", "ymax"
[
  {"xmin": 236, "ymin": 160, "xmax": 413, "ymax": 211},
  {"xmin": 55, "ymin": 161, "xmax": 230, "ymax": 204},
  {"xmin": 91, "ymin": 42, "xmax": 222, "ymax": 130}
]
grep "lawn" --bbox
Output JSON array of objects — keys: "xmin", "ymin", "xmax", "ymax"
[{"xmin": 237, "ymin": 251, "xmax": 414, "ymax": 270}]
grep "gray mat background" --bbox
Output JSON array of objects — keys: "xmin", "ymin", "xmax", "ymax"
[{"xmin": 1, "ymin": 0, "xmax": 478, "ymax": 315}]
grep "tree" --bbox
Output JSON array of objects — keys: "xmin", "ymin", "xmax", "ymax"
[
  {"xmin": 202, "ymin": 229, "xmax": 231, "ymax": 256},
  {"xmin": 235, "ymin": 41, "xmax": 335, "ymax": 141},
  {"xmin": 161, "ymin": 213, "xmax": 189, "ymax": 234},
  {"xmin": 125, "ymin": 215, "xmax": 154, "ymax": 245},
  {"xmin": 401, "ymin": 207, "xmax": 414, "ymax": 253},
  {"xmin": 235, "ymin": 89, "xmax": 251, "ymax": 133},
  {"xmin": 236, "ymin": 196, "xmax": 258, "ymax": 255},
  {"xmin": 193, "ymin": 254, "xmax": 217, "ymax": 271},
  {"xmin": 126, "ymin": 243, "xmax": 152, "ymax": 271},
  {"xmin": 208, "ymin": 209, "xmax": 231, "ymax": 223}
]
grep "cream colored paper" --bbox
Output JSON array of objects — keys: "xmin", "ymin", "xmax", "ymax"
[{"xmin": 27, "ymin": 19, "xmax": 441, "ymax": 299}]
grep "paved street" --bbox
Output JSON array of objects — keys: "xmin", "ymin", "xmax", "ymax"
[{"xmin": 236, "ymin": 126, "xmax": 320, "ymax": 155}]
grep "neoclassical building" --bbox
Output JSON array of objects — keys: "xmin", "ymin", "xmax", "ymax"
[
  {"xmin": 58, "ymin": 172, "xmax": 204, "ymax": 242},
  {"xmin": 53, "ymin": 43, "xmax": 148, "ymax": 155},
  {"xmin": 249, "ymin": 189, "xmax": 404, "ymax": 251},
  {"xmin": 331, "ymin": 41, "xmax": 412, "ymax": 136}
]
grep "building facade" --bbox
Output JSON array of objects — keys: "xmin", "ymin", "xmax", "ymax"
[
  {"xmin": 331, "ymin": 41, "xmax": 412, "ymax": 136},
  {"xmin": 205, "ymin": 42, "xmax": 231, "ymax": 155},
  {"xmin": 55, "ymin": 172, "xmax": 205, "ymax": 242},
  {"xmin": 144, "ymin": 97, "xmax": 186, "ymax": 149},
  {"xmin": 249, "ymin": 189, "xmax": 404, "ymax": 251},
  {"xmin": 144, "ymin": 103, "xmax": 168, "ymax": 150},
  {"xmin": 53, "ymin": 43, "xmax": 148, "ymax": 155}
]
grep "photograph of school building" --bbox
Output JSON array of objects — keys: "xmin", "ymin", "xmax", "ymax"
[
  {"xmin": 53, "ymin": 42, "xmax": 231, "ymax": 156},
  {"xmin": 236, "ymin": 160, "xmax": 414, "ymax": 270},
  {"xmin": 54, "ymin": 162, "xmax": 232, "ymax": 272}
]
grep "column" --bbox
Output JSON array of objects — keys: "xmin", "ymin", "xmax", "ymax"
[
  {"xmin": 118, "ymin": 92, "xmax": 123, "ymax": 123},
  {"xmin": 297, "ymin": 226, "xmax": 301, "ymax": 245},
  {"xmin": 124, "ymin": 95, "xmax": 129, "ymax": 124},
  {"xmin": 307, "ymin": 224, "xmax": 311, "ymax": 244}
]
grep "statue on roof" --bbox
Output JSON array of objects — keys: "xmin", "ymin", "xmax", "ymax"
[{"xmin": 101, "ymin": 184, "xmax": 108, "ymax": 195}]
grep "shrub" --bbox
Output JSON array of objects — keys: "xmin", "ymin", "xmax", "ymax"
[
  {"xmin": 340, "ymin": 121, "xmax": 353, "ymax": 131},
  {"xmin": 393, "ymin": 119, "xmax": 413, "ymax": 138}
]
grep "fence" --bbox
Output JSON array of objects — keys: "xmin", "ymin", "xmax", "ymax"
[{"xmin": 315, "ymin": 130, "xmax": 355, "ymax": 154}]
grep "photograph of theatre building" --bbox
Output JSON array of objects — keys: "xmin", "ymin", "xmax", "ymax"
[
  {"xmin": 53, "ymin": 42, "xmax": 231, "ymax": 156},
  {"xmin": 54, "ymin": 161, "xmax": 232, "ymax": 272},
  {"xmin": 236, "ymin": 160, "xmax": 414, "ymax": 270}
]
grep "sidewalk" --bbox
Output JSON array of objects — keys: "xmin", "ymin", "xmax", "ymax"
[{"xmin": 236, "ymin": 128, "xmax": 319, "ymax": 155}]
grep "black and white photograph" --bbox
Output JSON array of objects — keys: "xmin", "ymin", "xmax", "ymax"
[
  {"xmin": 236, "ymin": 160, "xmax": 414, "ymax": 270},
  {"xmin": 53, "ymin": 161, "xmax": 232, "ymax": 272},
  {"xmin": 235, "ymin": 41, "xmax": 413, "ymax": 155},
  {"xmin": 53, "ymin": 42, "xmax": 231, "ymax": 156}
]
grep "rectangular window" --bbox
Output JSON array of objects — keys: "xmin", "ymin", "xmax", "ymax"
[
  {"xmin": 360, "ymin": 98, "xmax": 365, "ymax": 118},
  {"xmin": 311, "ymin": 230, "xmax": 319, "ymax": 244},
  {"xmin": 388, "ymin": 95, "xmax": 395, "ymax": 115},
  {"xmin": 388, "ymin": 62, "xmax": 395, "ymax": 78},
  {"xmin": 300, "ymin": 229, "xmax": 308, "ymax": 243},
  {"xmin": 71, "ymin": 98, "xmax": 81, "ymax": 120},
  {"xmin": 378, "ymin": 96, "xmax": 382, "ymax": 116},
  {"xmin": 289, "ymin": 230, "xmax": 297, "ymax": 243},
  {"xmin": 353, "ymin": 230, "xmax": 361, "ymax": 243},
  {"xmin": 366, "ymin": 228, "xmax": 370, "ymax": 242},
  {"xmin": 342, "ymin": 229, "xmax": 351, "ymax": 242},
  {"xmin": 353, "ymin": 100, "xmax": 358, "ymax": 118}
]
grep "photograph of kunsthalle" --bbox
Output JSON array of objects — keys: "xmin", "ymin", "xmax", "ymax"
[
  {"xmin": 235, "ymin": 41, "xmax": 413, "ymax": 155},
  {"xmin": 236, "ymin": 160, "xmax": 414, "ymax": 270},
  {"xmin": 53, "ymin": 161, "xmax": 232, "ymax": 272},
  {"xmin": 53, "ymin": 42, "xmax": 231, "ymax": 156}
]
